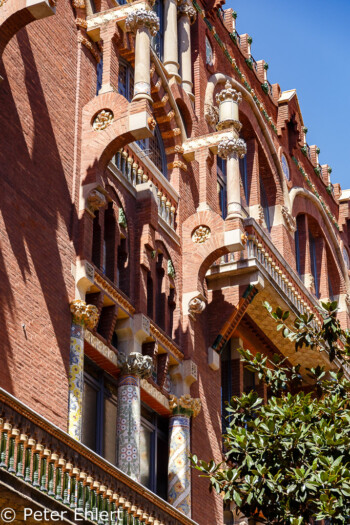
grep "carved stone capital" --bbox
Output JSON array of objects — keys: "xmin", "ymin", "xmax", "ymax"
[
  {"xmin": 169, "ymin": 394, "xmax": 201, "ymax": 418},
  {"xmin": 178, "ymin": 0, "xmax": 197, "ymax": 23},
  {"xmin": 188, "ymin": 297, "xmax": 206, "ymax": 320},
  {"xmin": 217, "ymin": 137, "xmax": 247, "ymax": 160},
  {"xmin": 125, "ymin": 9, "xmax": 160, "ymax": 37},
  {"xmin": 70, "ymin": 300, "xmax": 99, "ymax": 329},
  {"xmin": 216, "ymin": 81, "xmax": 242, "ymax": 105},
  {"xmin": 281, "ymin": 206, "xmax": 297, "ymax": 233},
  {"xmin": 118, "ymin": 352, "xmax": 153, "ymax": 379}
]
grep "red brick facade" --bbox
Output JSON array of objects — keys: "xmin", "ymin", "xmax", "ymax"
[{"xmin": 1, "ymin": 0, "xmax": 350, "ymax": 523}]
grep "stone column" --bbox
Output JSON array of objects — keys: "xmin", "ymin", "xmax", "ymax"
[
  {"xmin": 68, "ymin": 300, "xmax": 99, "ymax": 441},
  {"xmin": 116, "ymin": 352, "xmax": 153, "ymax": 481},
  {"xmin": 218, "ymin": 138, "xmax": 247, "ymax": 219},
  {"xmin": 216, "ymin": 81, "xmax": 242, "ymax": 133},
  {"xmin": 125, "ymin": 9, "xmax": 160, "ymax": 102},
  {"xmin": 163, "ymin": 0, "xmax": 180, "ymax": 81},
  {"xmin": 177, "ymin": 0, "xmax": 196, "ymax": 100},
  {"xmin": 168, "ymin": 394, "xmax": 201, "ymax": 516}
]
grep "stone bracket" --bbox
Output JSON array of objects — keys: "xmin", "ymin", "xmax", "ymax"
[
  {"xmin": 26, "ymin": 0, "xmax": 55, "ymax": 19},
  {"xmin": 182, "ymin": 127, "xmax": 238, "ymax": 161},
  {"xmin": 86, "ymin": 0, "xmax": 152, "ymax": 42}
]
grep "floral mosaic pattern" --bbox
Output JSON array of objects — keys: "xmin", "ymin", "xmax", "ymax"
[
  {"xmin": 168, "ymin": 415, "xmax": 191, "ymax": 516},
  {"xmin": 117, "ymin": 375, "xmax": 141, "ymax": 481},
  {"xmin": 68, "ymin": 324, "xmax": 84, "ymax": 441}
]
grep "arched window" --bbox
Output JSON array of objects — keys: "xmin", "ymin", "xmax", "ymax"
[
  {"xmin": 138, "ymin": 125, "xmax": 167, "ymax": 177},
  {"xmin": 205, "ymin": 36, "xmax": 214, "ymax": 66},
  {"xmin": 343, "ymin": 247, "xmax": 350, "ymax": 270}
]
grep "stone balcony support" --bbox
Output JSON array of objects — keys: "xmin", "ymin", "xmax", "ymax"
[
  {"xmin": 218, "ymin": 137, "xmax": 247, "ymax": 219},
  {"xmin": 116, "ymin": 353, "xmax": 153, "ymax": 481},
  {"xmin": 177, "ymin": 0, "xmax": 196, "ymax": 100},
  {"xmin": 163, "ymin": 0, "xmax": 180, "ymax": 81},
  {"xmin": 125, "ymin": 9, "xmax": 160, "ymax": 102},
  {"xmin": 168, "ymin": 394, "xmax": 201, "ymax": 516},
  {"xmin": 68, "ymin": 300, "xmax": 99, "ymax": 441}
]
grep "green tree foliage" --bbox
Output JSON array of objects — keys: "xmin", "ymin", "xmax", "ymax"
[{"xmin": 191, "ymin": 301, "xmax": 350, "ymax": 524}]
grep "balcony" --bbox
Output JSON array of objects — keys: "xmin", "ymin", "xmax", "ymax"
[{"xmin": 0, "ymin": 388, "xmax": 197, "ymax": 525}]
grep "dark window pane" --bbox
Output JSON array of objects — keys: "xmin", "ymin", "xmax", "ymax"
[
  {"xmin": 140, "ymin": 424, "xmax": 152, "ymax": 489},
  {"xmin": 82, "ymin": 382, "xmax": 98, "ymax": 451},
  {"xmin": 104, "ymin": 397, "xmax": 118, "ymax": 465},
  {"xmin": 156, "ymin": 435, "xmax": 168, "ymax": 499}
]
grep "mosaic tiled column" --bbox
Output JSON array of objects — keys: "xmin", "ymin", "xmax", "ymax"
[
  {"xmin": 116, "ymin": 352, "xmax": 153, "ymax": 481},
  {"xmin": 68, "ymin": 300, "xmax": 99, "ymax": 441},
  {"xmin": 168, "ymin": 394, "xmax": 201, "ymax": 516},
  {"xmin": 125, "ymin": 10, "xmax": 160, "ymax": 102}
]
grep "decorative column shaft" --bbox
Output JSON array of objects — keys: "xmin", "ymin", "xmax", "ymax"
[
  {"xmin": 125, "ymin": 9, "xmax": 160, "ymax": 102},
  {"xmin": 116, "ymin": 352, "xmax": 153, "ymax": 482},
  {"xmin": 168, "ymin": 394, "xmax": 201, "ymax": 516},
  {"xmin": 69, "ymin": 300, "xmax": 99, "ymax": 441},
  {"xmin": 218, "ymin": 138, "xmax": 247, "ymax": 219},
  {"xmin": 178, "ymin": 1, "xmax": 196, "ymax": 100},
  {"xmin": 216, "ymin": 81, "xmax": 242, "ymax": 132},
  {"xmin": 163, "ymin": 0, "xmax": 180, "ymax": 80}
]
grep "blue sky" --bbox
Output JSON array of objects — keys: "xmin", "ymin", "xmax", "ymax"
[{"xmin": 227, "ymin": 0, "xmax": 350, "ymax": 190}]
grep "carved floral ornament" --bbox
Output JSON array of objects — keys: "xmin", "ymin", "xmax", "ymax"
[
  {"xmin": 192, "ymin": 225, "xmax": 211, "ymax": 244},
  {"xmin": 204, "ymin": 103, "xmax": 219, "ymax": 128},
  {"xmin": 70, "ymin": 300, "xmax": 99, "ymax": 329},
  {"xmin": 188, "ymin": 297, "xmax": 206, "ymax": 320},
  {"xmin": 281, "ymin": 206, "xmax": 297, "ymax": 233},
  {"xmin": 117, "ymin": 352, "xmax": 153, "ymax": 379},
  {"xmin": 87, "ymin": 189, "xmax": 107, "ymax": 213},
  {"xmin": 217, "ymin": 137, "xmax": 247, "ymax": 160},
  {"xmin": 92, "ymin": 109, "xmax": 114, "ymax": 131},
  {"xmin": 125, "ymin": 9, "xmax": 160, "ymax": 37},
  {"xmin": 169, "ymin": 394, "xmax": 201, "ymax": 417},
  {"xmin": 177, "ymin": 0, "xmax": 197, "ymax": 23}
]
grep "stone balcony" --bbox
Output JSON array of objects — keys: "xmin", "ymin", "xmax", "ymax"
[{"xmin": 0, "ymin": 388, "xmax": 198, "ymax": 525}]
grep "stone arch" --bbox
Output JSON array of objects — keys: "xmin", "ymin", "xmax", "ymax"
[
  {"xmin": 290, "ymin": 187, "xmax": 350, "ymax": 293},
  {"xmin": 204, "ymin": 73, "xmax": 291, "ymax": 212},
  {"xmin": 0, "ymin": 0, "xmax": 55, "ymax": 56},
  {"xmin": 182, "ymin": 210, "xmax": 244, "ymax": 297}
]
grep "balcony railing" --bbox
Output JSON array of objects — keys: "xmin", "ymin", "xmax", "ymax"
[
  {"xmin": 209, "ymin": 218, "xmax": 323, "ymax": 327},
  {"xmin": 111, "ymin": 145, "xmax": 178, "ymax": 231},
  {"xmin": 0, "ymin": 388, "xmax": 197, "ymax": 525}
]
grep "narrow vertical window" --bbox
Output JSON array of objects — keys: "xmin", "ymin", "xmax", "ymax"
[
  {"xmin": 96, "ymin": 58, "xmax": 103, "ymax": 95},
  {"xmin": 221, "ymin": 344, "xmax": 232, "ymax": 435},
  {"xmin": 295, "ymin": 226, "xmax": 301, "ymax": 275},
  {"xmin": 151, "ymin": 0, "xmax": 164, "ymax": 60},
  {"xmin": 309, "ymin": 231, "xmax": 319, "ymax": 297},
  {"xmin": 155, "ymin": 254, "xmax": 165, "ymax": 330},
  {"xmin": 92, "ymin": 211, "xmax": 101, "ymax": 268},
  {"xmin": 217, "ymin": 156, "xmax": 227, "ymax": 219},
  {"xmin": 147, "ymin": 272, "xmax": 154, "ymax": 319},
  {"xmin": 260, "ymin": 179, "xmax": 271, "ymax": 232},
  {"xmin": 239, "ymin": 156, "xmax": 249, "ymax": 205}
]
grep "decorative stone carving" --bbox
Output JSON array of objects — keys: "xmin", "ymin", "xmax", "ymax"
[
  {"xmin": 192, "ymin": 225, "xmax": 211, "ymax": 244},
  {"xmin": 70, "ymin": 300, "xmax": 99, "ymax": 329},
  {"xmin": 281, "ymin": 206, "xmax": 297, "ymax": 233},
  {"xmin": 188, "ymin": 297, "xmax": 206, "ymax": 320},
  {"xmin": 169, "ymin": 394, "xmax": 201, "ymax": 417},
  {"xmin": 92, "ymin": 109, "xmax": 114, "ymax": 131},
  {"xmin": 125, "ymin": 9, "xmax": 160, "ymax": 37},
  {"xmin": 117, "ymin": 352, "xmax": 153, "ymax": 379},
  {"xmin": 216, "ymin": 81, "xmax": 242, "ymax": 104},
  {"xmin": 217, "ymin": 137, "xmax": 247, "ymax": 160},
  {"xmin": 241, "ymin": 232, "xmax": 248, "ymax": 245},
  {"xmin": 256, "ymin": 203, "xmax": 265, "ymax": 225},
  {"xmin": 87, "ymin": 189, "xmax": 107, "ymax": 214},
  {"xmin": 147, "ymin": 116, "xmax": 157, "ymax": 131},
  {"xmin": 178, "ymin": 0, "xmax": 197, "ymax": 23},
  {"xmin": 118, "ymin": 208, "xmax": 127, "ymax": 228},
  {"xmin": 204, "ymin": 103, "xmax": 219, "ymax": 128}
]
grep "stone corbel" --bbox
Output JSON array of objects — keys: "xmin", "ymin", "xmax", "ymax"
[
  {"xmin": 169, "ymin": 359, "xmax": 198, "ymax": 397},
  {"xmin": 74, "ymin": 260, "xmax": 95, "ymax": 299},
  {"xmin": 115, "ymin": 313, "xmax": 152, "ymax": 355},
  {"xmin": 70, "ymin": 299, "xmax": 99, "ymax": 329},
  {"xmin": 182, "ymin": 291, "xmax": 206, "ymax": 319}
]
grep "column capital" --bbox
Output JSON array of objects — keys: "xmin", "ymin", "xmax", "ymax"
[
  {"xmin": 118, "ymin": 352, "xmax": 153, "ymax": 379},
  {"xmin": 215, "ymin": 81, "xmax": 242, "ymax": 105},
  {"xmin": 177, "ymin": 0, "xmax": 197, "ymax": 23},
  {"xmin": 218, "ymin": 137, "xmax": 247, "ymax": 160},
  {"xmin": 169, "ymin": 394, "xmax": 201, "ymax": 417},
  {"xmin": 125, "ymin": 9, "xmax": 160, "ymax": 36},
  {"xmin": 70, "ymin": 300, "xmax": 99, "ymax": 329}
]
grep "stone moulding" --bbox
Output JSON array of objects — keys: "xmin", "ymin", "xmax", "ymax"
[
  {"xmin": 182, "ymin": 128, "xmax": 238, "ymax": 160},
  {"xmin": 149, "ymin": 323, "xmax": 183, "ymax": 362},
  {"xmin": 94, "ymin": 271, "xmax": 136, "ymax": 315}
]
